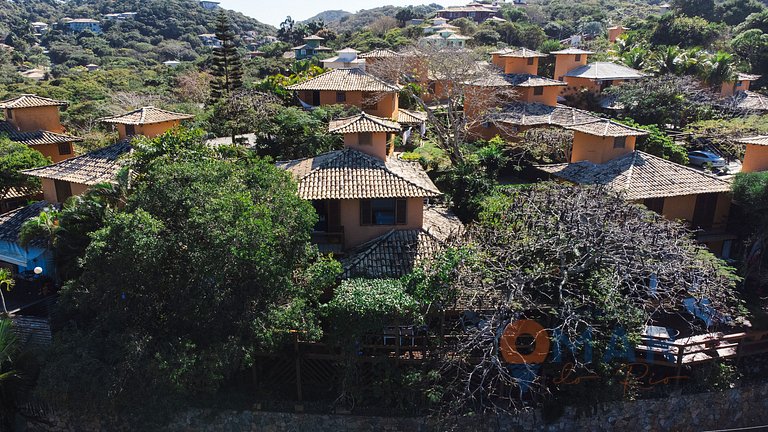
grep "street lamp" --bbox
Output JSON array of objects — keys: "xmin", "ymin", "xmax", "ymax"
[{"xmin": 33, "ymin": 267, "xmax": 43, "ymax": 275}]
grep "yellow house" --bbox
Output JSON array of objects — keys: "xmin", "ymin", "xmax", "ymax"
[
  {"xmin": 552, "ymin": 48, "xmax": 594, "ymax": 83},
  {"xmin": 277, "ymin": 112, "xmax": 449, "ymax": 255},
  {"xmin": 287, "ymin": 68, "xmax": 402, "ymax": 120},
  {"xmin": 22, "ymin": 141, "xmax": 131, "ymax": 203},
  {"xmin": 562, "ymin": 62, "xmax": 645, "ymax": 96},
  {"xmin": 0, "ymin": 94, "xmax": 82, "ymax": 163},
  {"xmin": 735, "ymin": 135, "xmax": 768, "ymax": 173},
  {"xmin": 721, "ymin": 73, "xmax": 761, "ymax": 98},
  {"xmin": 99, "ymin": 106, "xmax": 194, "ymax": 139}
]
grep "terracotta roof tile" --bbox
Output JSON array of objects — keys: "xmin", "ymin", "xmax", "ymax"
[
  {"xmin": 0, "ymin": 94, "xmax": 67, "ymax": 109},
  {"xmin": 734, "ymin": 136, "xmax": 768, "ymax": 146},
  {"xmin": 99, "ymin": 106, "xmax": 194, "ymax": 125},
  {"xmin": 0, "ymin": 201, "xmax": 54, "ymax": 246},
  {"xmin": 277, "ymin": 149, "xmax": 441, "ymax": 200},
  {"xmin": 2, "ymin": 186, "xmax": 41, "ymax": 200},
  {"xmin": 490, "ymin": 102, "xmax": 601, "ymax": 127},
  {"xmin": 0, "ymin": 122, "xmax": 83, "ymax": 146},
  {"xmin": 397, "ymin": 109, "xmax": 427, "ymax": 125},
  {"xmin": 565, "ymin": 119, "xmax": 648, "ymax": 137},
  {"xmin": 564, "ymin": 62, "xmax": 645, "ymax": 80},
  {"xmin": 328, "ymin": 113, "xmax": 401, "ymax": 134},
  {"xmin": 498, "ymin": 47, "xmax": 548, "ymax": 58},
  {"xmin": 23, "ymin": 140, "xmax": 130, "ymax": 185},
  {"xmin": 341, "ymin": 206, "xmax": 463, "ymax": 278},
  {"xmin": 286, "ymin": 68, "xmax": 400, "ymax": 92},
  {"xmin": 551, "ymin": 48, "xmax": 595, "ymax": 55},
  {"xmin": 472, "ymin": 73, "xmax": 566, "ymax": 88},
  {"xmin": 732, "ymin": 91, "xmax": 768, "ymax": 112},
  {"xmin": 359, "ymin": 48, "xmax": 401, "ymax": 59},
  {"xmin": 536, "ymin": 151, "xmax": 732, "ymax": 200}
]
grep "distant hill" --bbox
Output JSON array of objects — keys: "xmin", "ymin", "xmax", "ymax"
[
  {"xmin": 301, "ymin": 10, "xmax": 352, "ymax": 25},
  {"xmin": 323, "ymin": 4, "xmax": 443, "ymax": 34}
]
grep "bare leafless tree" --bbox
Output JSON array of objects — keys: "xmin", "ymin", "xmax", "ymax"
[
  {"xmin": 367, "ymin": 45, "xmax": 517, "ymax": 164},
  {"xmin": 419, "ymin": 183, "xmax": 744, "ymax": 420}
]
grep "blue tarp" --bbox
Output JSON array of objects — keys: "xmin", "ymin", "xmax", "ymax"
[{"xmin": 0, "ymin": 239, "xmax": 52, "ymax": 274}]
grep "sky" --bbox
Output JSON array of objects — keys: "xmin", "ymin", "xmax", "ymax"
[{"xmin": 219, "ymin": 1, "xmax": 467, "ymax": 27}]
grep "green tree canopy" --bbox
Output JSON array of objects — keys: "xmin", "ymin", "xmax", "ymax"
[{"xmin": 0, "ymin": 136, "xmax": 50, "ymax": 200}]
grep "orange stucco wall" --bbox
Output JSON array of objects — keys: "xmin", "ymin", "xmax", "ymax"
[
  {"xmin": 116, "ymin": 120, "xmax": 182, "ymax": 139},
  {"xmin": 343, "ymin": 132, "xmax": 389, "ymax": 160},
  {"xmin": 298, "ymin": 90, "xmax": 399, "ymax": 119},
  {"xmin": 339, "ymin": 197, "xmax": 424, "ymax": 249},
  {"xmin": 5, "ymin": 106, "xmax": 64, "ymax": 133},
  {"xmin": 41, "ymin": 179, "xmax": 89, "ymax": 203},
  {"xmin": 721, "ymin": 80, "xmax": 752, "ymax": 98},
  {"xmin": 608, "ymin": 27, "xmax": 625, "ymax": 43},
  {"xmin": 504, "ymin": 57, "xmax": 539, "ymax": 75},
  {"xmin": 554, "ymin": 54, "xmax": 589, "ymax": 81},
  {"xmin": 570, "ymin": 132, "xmax": 636, "ymax": 164},
  {"xmin": 518, "ymin": 86, "xmax": 560, "ymax": 106},
  {"xmin": 659, "ymin": 192, "xmax": 731, "ymax": 231},
  {"xmin": 34, "ymin": 142, "xmax": 76, "ymax": 163},
  {"xmin": 491, "ymin": 53, "xmax": 506, "ymax": 68},
  {"xmin": 742, "ymin": 144, "xmax": 768, "ymax": 173}
]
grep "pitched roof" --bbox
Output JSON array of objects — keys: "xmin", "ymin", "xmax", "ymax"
[
  {"xmin": 732, "ymin": 91, "xmax": 768, "ymax": 112},
  {"xmin": 470, "ymin": 73, "xmax": 566, "ymax": 88},
  {"xmin": 286, "ymin": 68, "xmax": 401, "ymax": 92},
  {"xmin": 0, "ymin": 201, "xmax": 53, "ymax": 246},
  {"xmin": 0, "ymin": 94, "xmax": 67, "ymax": 109},
  {"xmin": 397, "ymin": 109, "xmax": 427, "ymax": 125},
  {"xmin": 536, "ymin": 151, "xmax": 732, "ymax": 200},
  {"xmin": 99, "ymin": 106, "xmax": 194, "ymax": 125},
  {"xmin": 490, "ymin": 102, "xmax": 601, "ymax": 127},
  {"xmin": 734, "ymin": 136, "xmax": 768, "ymax": 146},
  {"xmin": 328, "ymin": 113, "xmax": 401, "ymax": 134},
  {"xmin": 3, "ymin": 185, "xmax": 40, "ymax": 200},
  {"xmin": 341, "ymin": 205, "xmax": 463, "ymax": 278},
  {"xmin": 277, "ymin": 149, "xmax": 441, "ymax": 200},
  {"xmin": 564, "ymin": 62, "xmax": 645, "ymax": 80},
  {"xmin": 738, "ymin": 73, "xmax": 761, "ymax": 81},
  {"xmin": 0, "ymin": 122, "xmax": 83, "ymax": 146},
  {"xmin": 565, "ymin": 119, "xmax": 648, "ymax": 137},
  {"xmin": 22, "ymin": 140, "xmax": 131, "ymax": 185},
  {"xmin": 550, "ymin": 48, "xmax": 595, "ymax": 55},
  {"xmin": 303, "ymin": 35, "xmax": 325, "ymax": 41},
  {"xmin": 359, "ymin": 48, "xmax": 400, "ymax": 59},
  {"xmin": 498, "ymin": 47, "xmax": 548, "ymax": 58}
]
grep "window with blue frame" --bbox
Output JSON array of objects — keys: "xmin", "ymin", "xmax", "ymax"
[{"xmin": 360, "ymin": 199, "xmax": 407, "ymax": 225}]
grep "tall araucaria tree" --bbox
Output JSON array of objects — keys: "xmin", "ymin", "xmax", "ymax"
[{"xmin": 209, "ymin": 11, "xmax": 244, "ymax": 102}]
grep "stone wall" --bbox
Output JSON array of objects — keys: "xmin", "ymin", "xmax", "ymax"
[{"xmin": 21, "ymin": 381, "xmax": 768, "ymax": 432}]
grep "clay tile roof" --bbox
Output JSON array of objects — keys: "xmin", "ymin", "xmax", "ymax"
[
  {"xmin": 536, "ymin": 151, "xmax": 732, "ymax": 200},
  {"xmin": 397, "ymin": 108, "xmax": 427, "ymax": 125},
  {"xmin": 276, "ymin": 148, "xmax": 441, "ymax": 200},
  {"xmin": 328, "ymin": 113, "xmax": 401, "ymax": 134},
  {"xmin": 470, "ymin": 73, "xmax": 565, "ymax": 88},
  {"xmin": 732, "ymin": 91, "xmax": 768, "ymax": 112},
  {"xmin": 22, "ymin": 140, "xmax": 131, "ymax": 185},
  {"xmin": 303, "ymin": 35, "xmax": 325, "ymax": 41},
  {"xmin": 491, "ymin": 102, "xmax": 601, "ymax": 127},
  {"xmin": 734, "ymin": 136, "xmax": 768, "ymax": 146},
  {"xmin": 359, "ymin": 48, "xmax": 401, "ymax": 59},
  {"xmin": 550, "ymin": 47, "xmax": 595, "ymax": 55},
  {"xmin": 499, "ymin": 47, "xmax": 548, "ymax": 58},
  {"xmin": 564, "ymin": 62, "xmax": 645, "ymax": 80},
  {"xmin": 738, "ymin": 73, "xmax": 761, "ymax": 81},
  {"xmin": 0, "ymin": 122, "xmax": 83, "ymax": 146},
  {"xmin": 99, "ymin": 106, "xmax": 194, "ymax": 125},
  {"xmin": 286, "ymin": 68, "xmax": 401, "ymax": 92},
  {"xmin": 565, "ymin": 119, "xmax": 649, "ymax": 137},
  {"xmin": 0, "ymin": 201, "xmax": 54, "ymax": 246},
  {"xmin": 341, "ymin": 205, "xmax": 463, "ymax": 278},
  {"xmin": 0, "ymin": 94, "xmax": 67, "ymax": 109},
  {"xmin": 3, "ymin": 185, "xmax": 41, "ymax": 200}
]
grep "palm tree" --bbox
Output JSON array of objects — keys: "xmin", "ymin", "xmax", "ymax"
[
  {"xmin": 701, "ymin": 51, "xmax": 737, "ymax": 89},
  {"xmin": 622, "ymin": 46, "xmax": 649, "ymax": 70},
  {"xmin": 18, "ymin": 207, "xmax": 60, "ymax": 250},
  {"xmin": 650, "ymin": 45, "xmax": 684, "ymax": 75},
  {"xmin": 0, "ymin": 271, "xmax": 13, "ymax": 316}
]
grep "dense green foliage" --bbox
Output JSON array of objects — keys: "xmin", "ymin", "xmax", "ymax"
[
  {"xmin": 0, "ymin": 136, "xmax": 50, "ymax": 199},
  {"xmin": 34, "ymin": 129, "xmax": 335, "ymax": 420}
]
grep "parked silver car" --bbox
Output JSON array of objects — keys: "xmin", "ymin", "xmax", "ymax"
[{"xmin": 688, "ymin": 150, "xmax": 726, "ymax": 168}]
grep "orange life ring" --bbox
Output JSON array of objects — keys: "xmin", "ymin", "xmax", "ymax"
[{"xmin": 500, "ymin": 319, "xmax": 550, "ymax": 364}]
